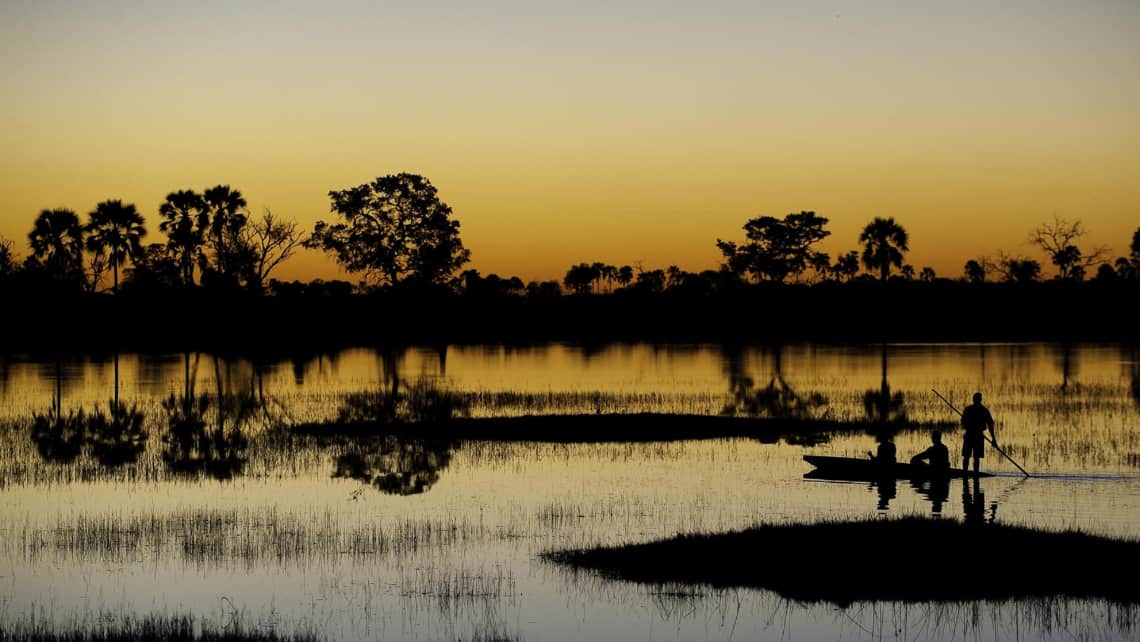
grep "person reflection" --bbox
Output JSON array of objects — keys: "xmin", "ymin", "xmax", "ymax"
[
  {"xmin": 913, "ymin": 476, "xmax": 951, "ymax": 516},
  {"xmin": 962, "ymin": 477, "xmax": 989, "ymax": 526},
  {"xmin": 875, "ymin": 477, "xmax": 897, "ymax": 510}
]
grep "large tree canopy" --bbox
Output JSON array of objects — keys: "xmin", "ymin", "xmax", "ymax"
[
  {"xmin": 307, "ymin": 173, "xmax": 470, "ymax": 287},
  {"xmin": 717, "ymin": 211, "xmax": 831, "ymax": 283}
]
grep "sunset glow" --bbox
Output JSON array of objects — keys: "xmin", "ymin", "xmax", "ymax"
[{"xmin": 2, "ymin": 1, "xmax": 1138, "ymax": 283}]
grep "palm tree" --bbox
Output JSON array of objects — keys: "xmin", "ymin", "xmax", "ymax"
[
  {"xmin": 158, "ymin": 190, "xmax": 207, "ymax": 285},
  {"xmin": 85, "ymin": 200, "xmax": 146, "ymax": 291},
  {"xmin": 28, "ymin": 208, "xmax": 85, "ymax": 281},
  {"xmin": 859, "ymin": 217, "xmax": 909, "ymax": 281},
  {"xmin": 202, "ymin": 185, "xmax": 248, "ymax": 278}
]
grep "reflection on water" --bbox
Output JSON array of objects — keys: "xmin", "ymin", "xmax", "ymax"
[
  {"xmin": 333, "ymin": 436, "xmax": 455, "ymax": 496},
  {"xmin": 1, "ymin": 342, "xmax": 1139, "ymax": 641}
]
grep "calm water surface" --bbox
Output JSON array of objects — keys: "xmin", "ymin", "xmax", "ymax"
[{"xmin": 1, "ymin": 343, "xmax": 1138, "ymax": 641}]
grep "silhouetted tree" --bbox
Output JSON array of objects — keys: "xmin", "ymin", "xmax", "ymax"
[
  {"xmin": 124, "ymin": 243, "xmax": 182, "ymax": 290},
  {"xmin": 27, "ymin": 208, "xmax": 85, "ymax": 284},
  {"xmin": 964, "ymin": 259, "xmax": 987, "ymax": 283},
  {"xmin": 240, "ymin": 209, "xmax": 303, "ymax": 291},
  {"xmin": 1113, "ymin": 257, "xmax": 1135, "ymax": 280},
  {"xmin": 1094, "ymin": 263, "xmax": 1117, "ymax": 282},
  {"xmin": 830, "ymin": 251, "xmax": 860, "ymax": 282},
  {"xmin": 201, "ymin": 185, "xmax": 249, "ymax": 284},
  {"xmin": 633, "ymin": 269, "xmax": 666, "ymax": 293},
  {"xmin": 158, "ymin": 190, "xmax": 208, "ymax": 285},
  {"xmin": 85, "ymin": 200, "xmax": 146, "ymax": 292},
  {"xmin": 462, "ymin": 270, "xmax": 525, "ymax": 296},
  {"xmin": 525, "ymin": 280, "xmax": 562, "ymax": 297},
  {"xmin": 1029, "ymin": 216, "xmax": 1108, "ymax": 280},
  {"xmin": 1122, "ymin": 227, "xmax": 1140, "ymax": 280},
  {"xmin": 717, "ymin": 211, "xmax": 830, "ymax": 283},
  {"xmin": 995, "ymin": 253, "xmax": 1042, "ymax": 283},
  {"xmin": 859, "ymin": 217, "xmax": 909, "ymax": 281},
  {"xmin": 307, "ymin": 173, "xmax": 469, "ymax": 287},
  {"xmin": 900, "ymin": 264, "xmax": 916, "ymax": 281},
  {"xmin": 0, "ymin": 236, "xmax": 16, "ymax": 280},
  {"xmin": 564, "ymin": 263, "xmax": 599, "ymax": 295},
  {"xmin": 617, "ymin": 265, "xmax": 634, "ymax": 287},
  {"xmin": 591, "ymin": 262, "xmax": 616, "ymax": 293},
  {"xmin": 919, "ymin": 266, "xmax": 936, "ymax": 282}
]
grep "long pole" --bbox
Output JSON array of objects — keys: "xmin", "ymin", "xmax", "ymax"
[{"xmin": 932, "ymin": 389, "xmax": 1030, "ymax": 478}]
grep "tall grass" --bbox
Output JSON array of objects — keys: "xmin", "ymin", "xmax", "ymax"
[{"xmin": 0, "ymin": 614, "xmax": 318, "ymax": 642}]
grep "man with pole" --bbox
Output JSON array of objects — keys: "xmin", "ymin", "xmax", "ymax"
[
  {"xmin": 960, "ymin": 392, "xmax": 997, "ymax": 474},
  {"xmin": 932, "ymin": 388, "xmax": 1030, "ymax": 477}
]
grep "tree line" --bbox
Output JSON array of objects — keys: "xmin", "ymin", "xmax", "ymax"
[
  {"xmin": 0, "ymin": 186, "xmax": 303, "ymax": 294},
  {"xmin": 1, "ymin": 172, "xmax": 1137, "ymax": 298}
]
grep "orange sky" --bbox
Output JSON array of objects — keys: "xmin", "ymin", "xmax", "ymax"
[{"xmin": 1, "ymin": 2, "xmax": 1138, "ymax": 283}]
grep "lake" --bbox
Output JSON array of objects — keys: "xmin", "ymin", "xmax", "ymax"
[{"xmin": 2, "ymin": 343, "xmax": 1138, "ymax": 641}]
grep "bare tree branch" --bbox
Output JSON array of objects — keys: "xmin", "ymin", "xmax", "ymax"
[{"xmin": 241, "ymin": 209, "xmax": 305, "ymax": 291}]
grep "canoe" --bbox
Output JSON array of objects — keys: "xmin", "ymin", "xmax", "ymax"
[{"xmin": 803, "ymin": 455, "xmax": 992, "ymax": 481}]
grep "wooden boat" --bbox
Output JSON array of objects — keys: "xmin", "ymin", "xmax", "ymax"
[{"xmin": 803, "ymin": 455, "xmax": 992, "ymax": 481}]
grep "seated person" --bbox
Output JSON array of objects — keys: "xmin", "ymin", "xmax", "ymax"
[
  {"xmin": 869, "ymin": 439, "xmax": 896, "ymax": 465},
  {"xmin": 911, "ymin": 430, "xmax": 950, "ymax": 471}
]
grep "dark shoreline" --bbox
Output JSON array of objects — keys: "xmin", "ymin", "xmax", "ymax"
[
  {"xmin": 1, "ymin": 280, "xmax": 1135, "ymax": 353},
  {"xmin": 292, "ymin": 413, "xmax": 955, "ymax": 444},
  {"xmin": 545, "ymin": 517, "xmax": 1140, "ymax": 605}
]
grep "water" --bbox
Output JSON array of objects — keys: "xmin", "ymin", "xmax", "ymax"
[{"xmin": 1, "ymin": 343, "xmax": 1138, "ymax": 641}]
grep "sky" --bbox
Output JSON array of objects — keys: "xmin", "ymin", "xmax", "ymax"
[{"xmin": 1, "ymin": 0, "xmax": 1138, "ymax": 283}]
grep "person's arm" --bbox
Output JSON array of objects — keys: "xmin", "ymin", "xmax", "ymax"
[
  {"xmin": 910, "ymin": 447, "xmax": 929, "ymax": 465},
  {"xmin": 985, "ymin": 409, "xmax": 997, "ymax": 446}
]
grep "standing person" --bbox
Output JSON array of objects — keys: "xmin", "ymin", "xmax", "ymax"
[{"xmin": 961, "ymin": 392, "xmax": 997, "ymax": 474}]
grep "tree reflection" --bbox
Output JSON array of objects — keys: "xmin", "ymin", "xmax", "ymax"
[
  {"xmin": 1057, "ymin": 342, "xmax": 1077, "ymax": 393},
  {"xmin": 87, "ymin": 401, "xmax": 147, "ymax": 466},
  {"xmin": 30, "ymin": 354, "xmax": 149, "ymax": 467},
  {"xmin": 862, "ymin": 344, "xmax": 906, "ymax": 446},
  {"xmin": 719, "ymin": 345, "xmax": 828, "ymax": 420},
  {"xmin": 30, "ymin": 410, "xmax": 87, "ymax": 463},
  {"xmin": 333, "ymin": 436, "xmax": 455, "ymax": 495},
  {"xmin": 160, "ymin": 354, "xmax": 253, "ymax": 480},
  {"xmin": 1130, "ymin": 345, "xmax": 1140, "ymax": 412}
]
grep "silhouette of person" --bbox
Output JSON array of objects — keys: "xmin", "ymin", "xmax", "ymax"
[
  {"xmin": 868, "ymin": 437, "xmax": 897, "ymax": 465},
  {"xmin": 910, "ymin": 430, "xmax": 950, "ymax": 472},
  {"xmin": 961, "ymin": 392, "xmax": 996, "ymax": 474}
]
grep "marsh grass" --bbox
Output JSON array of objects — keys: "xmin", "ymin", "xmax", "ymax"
[
  {"xmin": 399, "ymin": 563, "xmax": 517, "ymax": 612},
  {"xmin": 18, "ymin": 508, "xmax": 484, "ymax": 568},
  {"xmin": 0, "ymin": 614, "xmax": 318, "ymax": 642}
]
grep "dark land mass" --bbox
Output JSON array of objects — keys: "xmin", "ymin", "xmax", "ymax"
[
  {"xmin": 545, "ymin": 517, "xmax": 1140, "ymax": 605},
  {"xmin": 292, "ymin": 413, "xmax": 955, "ymax": 445},
  {"xmin": 1, "ymin": 280, "xmax": 1136, "ymax": 353}
]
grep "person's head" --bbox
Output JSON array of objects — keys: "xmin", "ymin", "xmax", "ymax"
[
  {"xmin": 931, "ymin": 430, "xmax": 943, "ymax": 444},
  {"xmin": 972, "ymin": 392, "xmax": 983, "ymax": 404}
]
